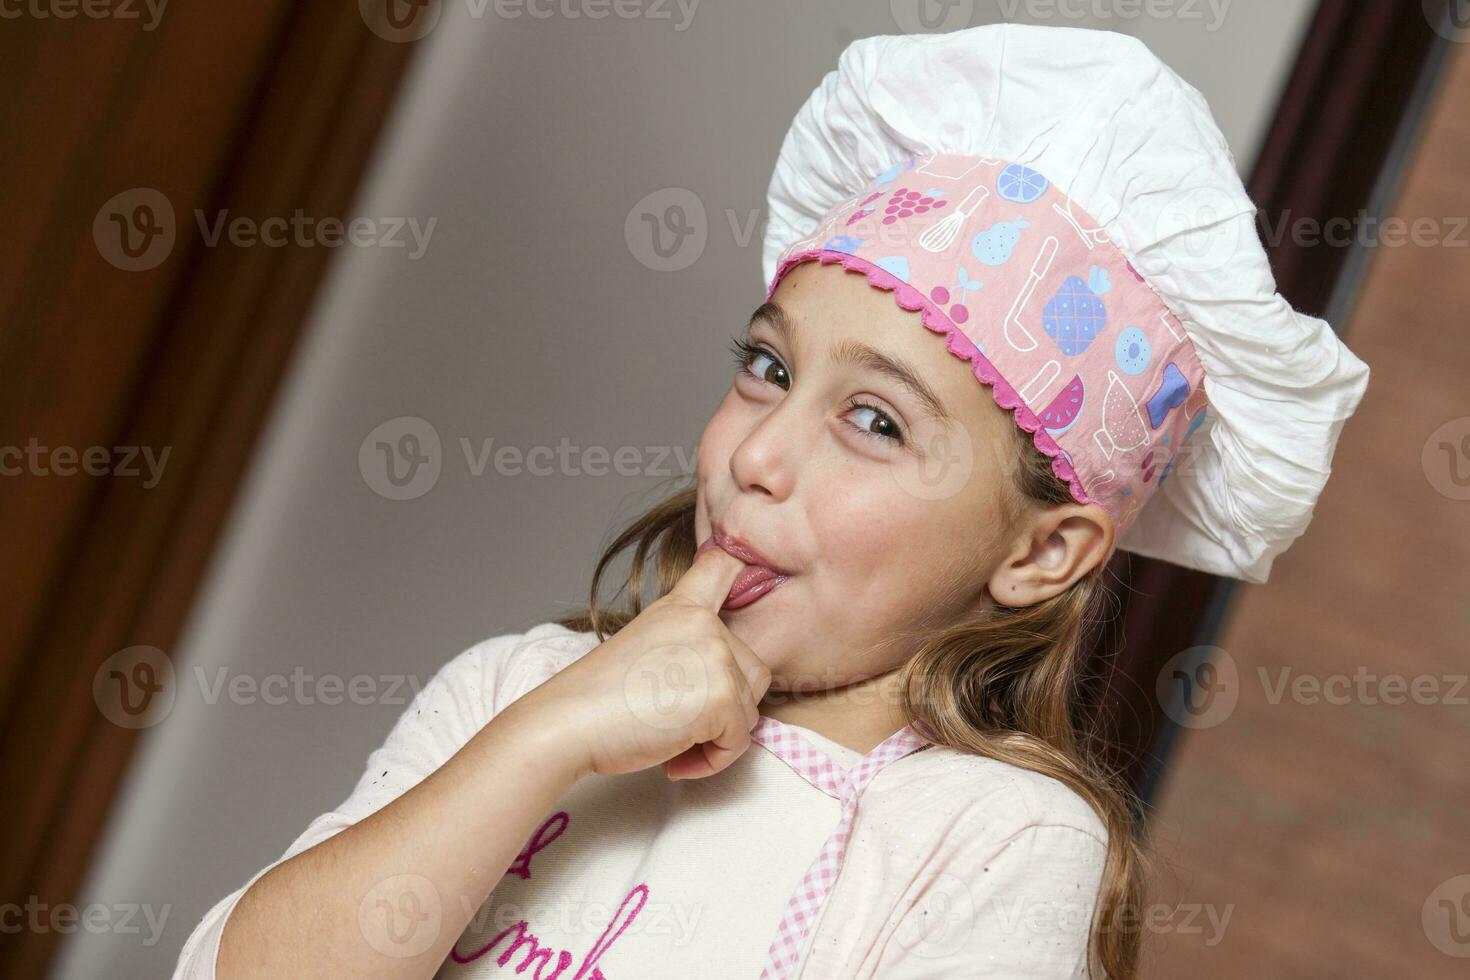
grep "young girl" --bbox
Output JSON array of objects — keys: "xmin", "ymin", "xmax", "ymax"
[{"xmin": 174, "ymin": 21, "xmax": 1370, "ymax": 980}]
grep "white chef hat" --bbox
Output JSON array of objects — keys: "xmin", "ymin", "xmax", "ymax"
[{"xmin": 761, "ymin": 22, "xmax": 1371, "ymax": 584}]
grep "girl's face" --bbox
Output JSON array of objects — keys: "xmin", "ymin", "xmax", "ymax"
[{"xmin": 695, "ymin": 259, "xmax": 1105, "ymax": 693}]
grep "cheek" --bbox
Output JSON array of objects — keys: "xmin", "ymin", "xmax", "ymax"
[
  {"xmin": 809, "ymin": 477, "xmax": 945, "ymax": 586},
  {"xmin": 808, "ymin": 464, "xmax": 1001, "ymax": 609},
  {"xmin": 696, "ymin": 391, "xmax": 744, "ymax": 478}
]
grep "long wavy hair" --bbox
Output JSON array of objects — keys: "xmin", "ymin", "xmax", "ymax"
[{"xmin": 553, "ymin": 422, "xmax": 1152, "ymax": 978}]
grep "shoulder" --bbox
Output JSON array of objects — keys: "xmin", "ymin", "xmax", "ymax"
[
  {"xmin": 893, "ymin": 741, "xmax": 1110, "ymax": 852},
  {"xmin": 452, "ymin": 619, "xmax": 600, "ymax": 712},
  {"xmin": 385, "ymin": 620, "xmax": 599, "ymax": 761},
  {"xmin": 861, "ymin": 745, "xmax": 1113, "ymax": 975},
  {"xmin": 496, "ymin": 619, "xmax": 601, "ymax": 701}
]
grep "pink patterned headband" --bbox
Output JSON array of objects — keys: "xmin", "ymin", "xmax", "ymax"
[{"xmin": 765, "ymin": 152, "xmax": 1211, "ymax": 548}]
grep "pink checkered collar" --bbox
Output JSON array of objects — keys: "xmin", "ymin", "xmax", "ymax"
[
  {"xmin": 749, "ymin": 715, "xmax": 933, "ymax": 800},
  {"xmin": 747, "ymin": 715, "xmax": 933, "ymax": 978}
]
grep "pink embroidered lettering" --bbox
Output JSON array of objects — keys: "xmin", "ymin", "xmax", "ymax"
[
  {"xmin": 451, "ymin": 920, "xmax": 572, "ymax": 976},
  {"xmin": 449, "ymin": 882, "xmax": 649, "ymax": 979},
  {"xmin": 505, "ymin": 810, "xmax": 569, "ymax": 880}
]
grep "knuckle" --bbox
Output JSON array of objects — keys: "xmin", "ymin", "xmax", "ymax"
[
  {"xmin": 711, "ymin": 661, "xmax": 745, "ymax": 705},
  {"xmin": 702, "ymin": 640, "xmax": 738, "ymax": 675},
  {"xmin": 693, "ymin": 631, "xmax": 728, "ymax": 660}
]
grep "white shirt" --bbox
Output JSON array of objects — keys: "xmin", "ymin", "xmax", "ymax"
[{"xmin": 173, "ymin": 621, "xmax": 1108, "ymax": 978}]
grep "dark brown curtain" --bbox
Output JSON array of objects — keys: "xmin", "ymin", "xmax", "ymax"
[{"xmin": 0, "ymin": 4, "xmax": 419, "ymax": 977}]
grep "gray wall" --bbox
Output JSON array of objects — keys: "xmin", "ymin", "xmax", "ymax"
[{"xmin": 53, "ymin": 2, "xmax": 1315, "ymax": 977}]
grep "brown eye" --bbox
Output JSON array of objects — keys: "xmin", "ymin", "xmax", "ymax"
[
  {"xmin": 845, "ymin": 400, "xmax": 906, "ymax": 446},
  {"xmin": 728, "ymin": 337, "xmax": 790, "ymax": 389},
  {"xmin": 750, "ymin": 350, "xmax": 789, "ymax": 387}
]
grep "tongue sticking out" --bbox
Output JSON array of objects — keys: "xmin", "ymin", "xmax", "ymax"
[
  {"xmin": 730, "ymin": 564, "xmax": 775, "ymax": 595},
  {"xmin": 723, "ymin": 564, "xmax": 788, "ymax": 610}
]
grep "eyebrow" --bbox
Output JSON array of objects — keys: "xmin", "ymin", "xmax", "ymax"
[{"xmin": 747, "ymin": 301, "xmax": 953, "ymax": 424}]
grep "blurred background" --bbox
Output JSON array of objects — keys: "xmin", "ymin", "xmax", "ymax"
[{"xmin": 2, "ymin": 1, "xmax": 1466, "ymax": 978}]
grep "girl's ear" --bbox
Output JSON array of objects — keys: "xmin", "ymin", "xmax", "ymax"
[{"xmin": 988, "ymin": 503, "xmax": 1114, "ymax": 607}]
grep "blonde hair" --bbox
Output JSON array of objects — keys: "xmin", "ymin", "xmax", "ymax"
[{"xmin": 553, "ymin": 422, "xmax": 1151, "ymax": 979}]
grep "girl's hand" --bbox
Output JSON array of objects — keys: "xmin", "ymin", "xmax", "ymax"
[{"xmin": 517, "ymin": 544, "xmax": 771, "ymax": 781}]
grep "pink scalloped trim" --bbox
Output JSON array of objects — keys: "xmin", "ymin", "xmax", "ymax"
[{"xmin": 766, "ymin": 248, "xmax": 1099, "ymax": 508}]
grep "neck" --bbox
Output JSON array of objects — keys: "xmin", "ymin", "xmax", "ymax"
[{"xmin": 758, "ymin": 667, "xmax": 911, "ymax": 756}]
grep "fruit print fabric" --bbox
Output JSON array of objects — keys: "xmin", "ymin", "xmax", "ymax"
[
  {"xmin": 972, "ymin": 217, "xmax": 1029, "ymax": 265},
  {"xmin": 1115, "ymin": 327, "xmax": 1152, "ymax": 375},
  {"xmin": 766, "ymin": 153, "xmax": 1212, "ymax": 544},
  {"xmin": 1042, "ymin": 267, "xmax": 1110, "ymax": 356},
  {"xmin": 997, "ymin": 163, "xmax": 1049, "ymax": 204},
  {"xmin": 881, "ymin": 187, "xmax": 949, "ymax": 223}
]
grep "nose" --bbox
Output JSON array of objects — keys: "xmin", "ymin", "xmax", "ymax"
[{"xmin": 728, "ymin": 397, "xmax": 803, "ymax": 501}]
